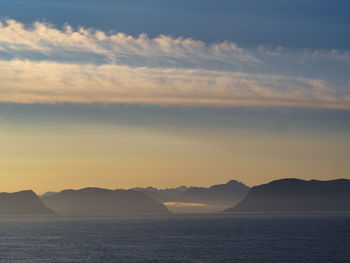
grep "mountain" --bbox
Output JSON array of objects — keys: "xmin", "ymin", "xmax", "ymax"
[
  {"xmin": 131, "ymin": 186, "xmax": 189, "ymax": 203},
  {"xmin": 225, "ymin": 178, "xmax": 350, "ymax": 212},
  {"xmin": 0, "ymin": 190, "xmax": 55, "ymax": 215},
  {"xmin": 132, "ymin": 180, "xmax": 249, "ymax": 213},
  {"xmin": 40, "ymin": 191, "xmax": 58, "ymax": 198},
  {"xmin": 180, "ymin": 180, "xmax": 249, "ymax": 205},
  {"xmin": 41, "ymin": 187, "xmax": 170, "ymax": 215}
]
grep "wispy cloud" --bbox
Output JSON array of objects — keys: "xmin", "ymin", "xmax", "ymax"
[
  {"xmin": 0, "ymin": 19, "xmax": 258, "ymax": 67},
  {"xmin": 1, "ymin": 60, "xmax": 348, "ymax": 109},
  {"xmin": 305, "ymin": 49, "xmax": 350, "ymax": 63},
  {"xmin": 0, "ymin": 19, "xmax": 349, "ymax": 109}
]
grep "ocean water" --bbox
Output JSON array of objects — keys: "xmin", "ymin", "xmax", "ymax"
[{"xmin": 0, "ymin": 213, "xmax": 349, "ymax": 263}]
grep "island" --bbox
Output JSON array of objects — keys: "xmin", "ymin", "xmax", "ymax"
[
  {"xmin": 225, "ymin": 178, "xmax": 350, "ymax": 212},
  {"xmin": 0, "ymin": 190, "xmax": 55, "ymax": 215},
  {"xmin": 41, "ymin": 187, "xmax": 170, "ymax": 215}
]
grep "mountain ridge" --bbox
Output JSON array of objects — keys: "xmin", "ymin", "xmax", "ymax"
[
  {"xmin": 0, "ymin": 190, "xmax": 55, "ymax": 215},
  {"xmin": 41, "ymin": 187, "xmax": 170, "ymax": 215},
  {"xmin": 225, "ymin": 178, "xmax": 350, "ymax": 212},
  {"xmin": 132, "ymin": 180, "xmax": 249, "ymax": 206}
]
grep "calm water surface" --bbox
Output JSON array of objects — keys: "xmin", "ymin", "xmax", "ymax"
[{"xmin": 0, "ymin": 213, "xmax": 349, "ymax": 262}]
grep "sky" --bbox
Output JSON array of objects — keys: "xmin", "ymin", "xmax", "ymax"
[{"xmin": 0, "ymin": 0, "xmax": 349, "ymax": 193}]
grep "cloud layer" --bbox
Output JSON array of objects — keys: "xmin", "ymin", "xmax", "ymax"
[
  {"xmin": 0, "ymin": 19, "xmax": 349, "ymax": 109},
  {"xmin": 0, "ymin": 19, "xmax": 258, "ymax": 67}
]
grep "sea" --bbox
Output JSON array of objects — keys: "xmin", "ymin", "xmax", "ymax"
[{"xmin": 0, "ymin": 213, "xmax": 349, "ymax": 262}]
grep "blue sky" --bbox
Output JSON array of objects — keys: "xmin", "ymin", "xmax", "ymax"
[
  {"xmin": 0, "ymin": 0, "xmax": 349, "ymax": 191},
  {"xmin": 1, "ymin": 0, "xmax": 350, "ymax": 49}
]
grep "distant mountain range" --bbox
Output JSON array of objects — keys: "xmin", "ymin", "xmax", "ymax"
[
  {"xmin": 41, "ymin": 188, "xmax": 169, "ymax": 215},
  {"xmin": 1, "ymin": 178, "xmax": 349, "ymax": 216},
  {"xmin": 38, "ymin": 180, "xmax": 249, "ymax": 214},
  {"xmin": 132, "ymin": 180, "xmax": 249, "ymax": 205},
  {"xmin": 0, "ymin": 190, "xmax": 54, "ymax": 215},
  {"xmin": 226, "ymin": 178, "xmax": 350, "ymax": 212}
]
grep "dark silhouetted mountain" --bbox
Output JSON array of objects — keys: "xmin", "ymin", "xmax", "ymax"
[
  {"xmin": 225, "ymin": 178, "xmax": 350, "ymax": 212},
  {"xmin": 0, "ymin": 190, "xmax": 55, "ymax": 215},
  {"xmin": 133, "ymin": 180, "xmax": 249, "ymax": 205},
  {"xmin": 41, "ymin": 188, "xmax": 170, "ymax": 215}
]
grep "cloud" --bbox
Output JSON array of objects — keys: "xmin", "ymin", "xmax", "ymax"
[
  {"xmin": 305, "ymin": 49, "xmax": 350, "ymax": 63},
  {"xmin": 0, "ymin": 59, "xmax": 348, "ymax": 109},
  {"xmin": 0, "ymin": 19, "xmax": 258, "ymax": 67},
  {"xmin": 0, "ymin": 19, "xmax": 349, "ymax": 110}
]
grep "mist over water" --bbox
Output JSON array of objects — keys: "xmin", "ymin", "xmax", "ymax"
[{"xmin": 0, "ymin": 213, "xmax": 349, "ymax": 262}]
